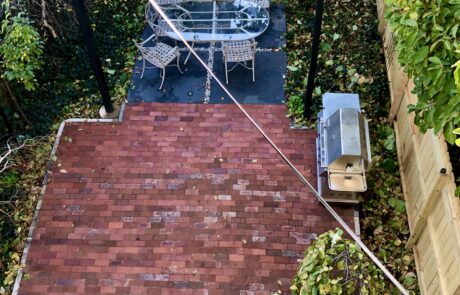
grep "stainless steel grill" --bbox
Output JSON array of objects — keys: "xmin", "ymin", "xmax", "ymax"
[{"xmin": 317, "ymin": 93, "xmax": 371, "ymax": 202}]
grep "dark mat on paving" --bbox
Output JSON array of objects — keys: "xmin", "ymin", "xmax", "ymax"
[
  {"xmin": 209, "ymin": 51, "xmax": 286, "ymax": 104},
  {"xmin": 128, "ymin": 51, "xmax": 208, "ymax": 103},
  {"xmin": 127, "ymin": 3, "xmax": 286, "ymax": 104}
]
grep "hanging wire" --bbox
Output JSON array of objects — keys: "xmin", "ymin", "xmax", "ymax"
[{"xmin": 148, "ymin": 1, "xmax": 409, "ymax": 294}]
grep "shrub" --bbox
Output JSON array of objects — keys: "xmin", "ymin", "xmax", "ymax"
[
  {"xmin": 291, "ymin": 229, "xmax": 387, "ymax": 295},
  {"xmin": 0, "ymin": 11, "xmax": 44, "ymax": 91}
]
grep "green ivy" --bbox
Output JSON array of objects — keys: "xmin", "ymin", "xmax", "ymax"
[
  {"xmin": 0, "ymin": 136, "xmax": 51, "ymax": 292},
  {"xmin": 0, "ymin": 9, "xmax": 44, "ymax": 91},
  {"xmin": 385, "ymin": 0, "xmax": 460, "ymax": 144},
  {"xmin": 291, "ymin": 229, "xmax": 387, "ymax": 294}
]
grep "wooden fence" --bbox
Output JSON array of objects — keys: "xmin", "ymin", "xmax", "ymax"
[{"xmin": 376, "ymin": 1, "xmax": 460, "ymax": 294}]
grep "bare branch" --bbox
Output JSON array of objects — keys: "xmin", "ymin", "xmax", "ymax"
[
  {"xmin": 41, "ymin": 0, "xmax": 58, "ymax": 38},
  {"xmin": 0, "ymin": 136, "xmax": 45, "ymax": 174}
]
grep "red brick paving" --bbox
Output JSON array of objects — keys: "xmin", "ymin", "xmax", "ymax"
[{"xmin": 19, "ymin": 103, "xmax": 354, "ymax": 294}]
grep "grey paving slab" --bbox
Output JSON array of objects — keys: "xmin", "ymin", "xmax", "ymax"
[
  {"xmin": 127, "ymin": 51, "xmax": 208, "ymax": 103},
  {"xmin": 209, "ymin": 51, "xmax": 286, "ymax": 104},
  {"xmin": 256, "ymin": 4, "xmax": 286, "ymax": 49}
]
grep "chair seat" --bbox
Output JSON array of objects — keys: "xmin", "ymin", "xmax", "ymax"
[{"xmin": 223, "ymin": 40, "xmax": 256, "ymax": 62}]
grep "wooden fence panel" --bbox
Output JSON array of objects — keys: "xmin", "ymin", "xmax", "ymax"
[{"xmin": 376, "ymin": 1, "xmax": 460, "ymax": 294}]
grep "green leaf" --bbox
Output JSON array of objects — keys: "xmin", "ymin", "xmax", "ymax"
[
  {"xmin": 388, "ymin": 198, "xmax": 406, "ymax": 214},
  {"xmin": 455, "ymin": 138, "xmax": 460, "ymax": 147},
  {"xmin": 428, "ymin": 56, "xmax": 442, "ymax": 64},
  {"xmin": 451, "ymin": 24, "xmax": 459, "ymax": 38},
  {"xmin": 287, "ymin": 66, "xmax": 299, "ymax": 72},
  {"xmin": 412, "ymin": 46, "xmax": 429, "ymax": 64},
  {"xmin": 403, "ymin": 19, "xmax": 417, "ymax": 27},
  {"xmin": 383, "ymin": 132, "xmax": 395, "ymax": 151}
]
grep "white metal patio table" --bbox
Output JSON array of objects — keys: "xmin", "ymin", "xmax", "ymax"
[{"xmin": 157, "ymin": 0, "xmax": 270, "ymax": 42}]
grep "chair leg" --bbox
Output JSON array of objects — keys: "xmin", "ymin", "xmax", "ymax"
[
  {"xmin": 159, "ymin": 68, "xmax": 165, "ymax": 90},
  {"xmin": 141, "ymin": 58, "xmax": 146, "ymax": 79},
  {"xmin": 176, "ymin": 54, "xmax": 183, "ymax": 74},
  {"xmin": 184, "ymin": 42, "xmax": 195, "ymax": 65},
  {"xmin": 225, "ymin": 60, "xmax": 229, "ymax": 84},
  {"xmin": 252, "ymin": 58, "xmax": 255, "ymax": 82}
]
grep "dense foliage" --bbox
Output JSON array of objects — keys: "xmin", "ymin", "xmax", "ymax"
[
  {"xmin": 385, "ymin": 0, "xmax": 460, "ymax": 144},
  {"xmin": 0, "ymin": 136, "xmax": 50, "ymax": 293},
  {"xmin": 285, "ymin": 0, "xmax": 418, "ymax": 293},
  {"xmin": 0, "ymin": 11, "xmax": 44, "ymax": 91},
  {"xmin": 0, "ymin": 0, "xmax": 145, "ymax": 292},
  {"xmin": 291, "ymin": 229, "xmax": 387, "ymax": 294}
]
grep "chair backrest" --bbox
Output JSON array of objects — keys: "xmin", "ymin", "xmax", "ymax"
[
  {"xmin": 134, "ymin": 42, "xmax": 165, "ymax": 68},
  {"xmin": 145, "ymin": 3, "xmax": 162, "ymax": 36},
  {"xmin": 155, "ymin": 0, "xmax": 182, "ymax": 5},
  {"xmin": 247, "ymin": 0, "xmax": 269, "ymax": 9}
]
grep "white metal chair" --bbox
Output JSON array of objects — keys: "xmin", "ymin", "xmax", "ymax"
[
  {"xmin": 145, "ymin": 1, "xmax": 185, "ymax": 37},
  {"xmin": 222, "ymin": 40, "xmax": 257, "ymax": 84},
  {"xmin": 134, "ymin": 34, "xmax": 183, "ymax": 90}
]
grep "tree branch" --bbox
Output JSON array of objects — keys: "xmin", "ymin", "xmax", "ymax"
[
  {"xmin": 0, "ymin": 137, "xmax": 43, "ymax": 174},
  {"xmin": 41, "ymin": 0, "xmax": 58, "ymax": 38}
]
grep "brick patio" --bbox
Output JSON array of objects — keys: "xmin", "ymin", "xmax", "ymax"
[{"xmin": 18, "ymin": 103, "xmax": 354, "ymax": 295}]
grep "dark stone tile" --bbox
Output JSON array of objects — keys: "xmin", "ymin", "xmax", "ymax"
[
  {"xmin": 209, "ymin": 51, "xmax": 286, "ymax": 104},
  {"xmin": 256, "ymin": 4, "xmax": 286, "ymax": 49},
  {"xmin": 127, "ymin": 50, "xmax": 208, "ymax": 103}
]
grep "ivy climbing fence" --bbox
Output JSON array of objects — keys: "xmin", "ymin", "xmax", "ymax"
[{"xmin": 376, "ymin": 1, "xmax": 460, "ymax": 294}]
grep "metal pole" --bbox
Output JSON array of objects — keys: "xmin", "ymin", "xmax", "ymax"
[
  {"xmin": 71, "ymin": 0, "xmax": 113, "ymax": 113},
  {"xmin": 303, "ymin": 0, "xmax": 324, "ymax": 118}
]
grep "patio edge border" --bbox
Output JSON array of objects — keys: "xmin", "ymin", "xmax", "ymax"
[{"xmin": 11, "ymin": 102, "xmax": 126, "ymax": 295}]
